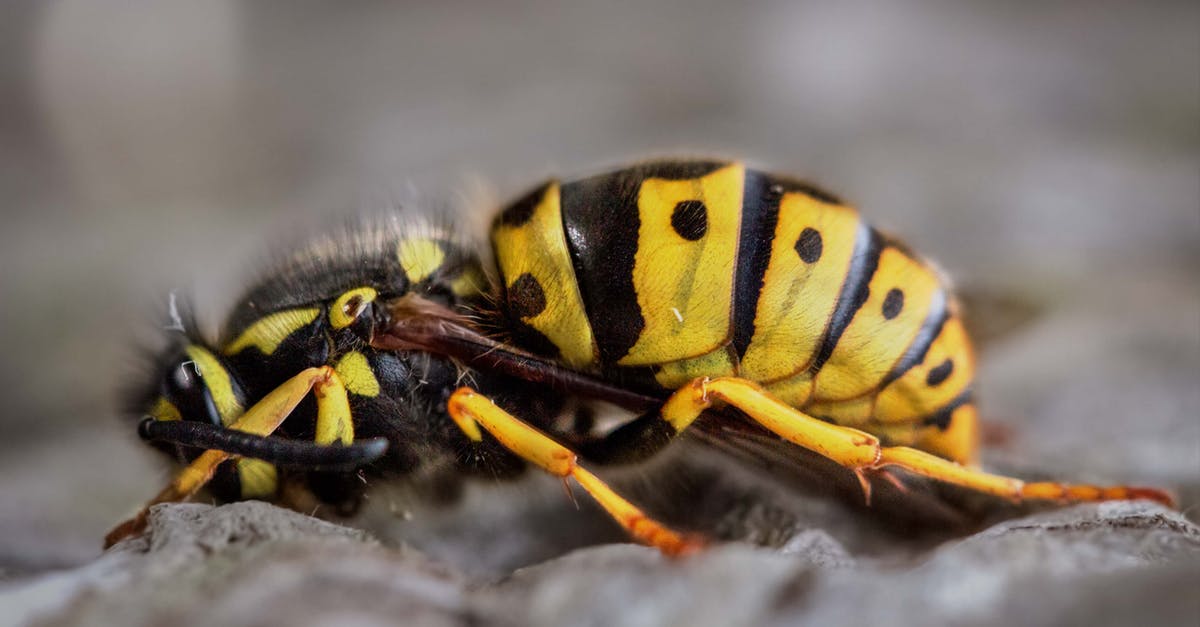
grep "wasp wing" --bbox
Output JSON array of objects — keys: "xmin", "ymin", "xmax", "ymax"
[
  {"xmin": 688, "ymin": 414, "xmax": 1031, "ymax": 533},
  {"xmin": 686, "ymin": 415, "xmax": 984, "ymax": 526},
  {"xmin": 375, "ymin": 294, "xmax": 1032, "ymax": 533}
]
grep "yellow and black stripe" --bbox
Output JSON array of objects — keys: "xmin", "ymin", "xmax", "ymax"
[{"xmin": 491, "ymin": 160, "xmax": 977, "ymax": 463}]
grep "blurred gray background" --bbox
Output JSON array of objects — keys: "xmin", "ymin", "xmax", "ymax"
[{"xmin": 0, "ymin": 0, "xmax": 1197, "ymax": 578}]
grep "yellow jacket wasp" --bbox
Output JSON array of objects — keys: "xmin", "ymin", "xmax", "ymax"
[{"xmin": 108, "ymin": 160, "xmax": 1173, "ymax": 553}]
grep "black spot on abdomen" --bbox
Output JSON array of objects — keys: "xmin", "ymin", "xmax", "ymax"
[
  {"xmin": 882, "ymin": 288, "xmax": 904, "ymax": 320},
  {"xmin": 878, "ymin": 290, "xmax": 948, "ymax": 388},
  {"xmin": 926, "ymin": 358, "xmax": 954, "ymax": 387},
  {"xmin": 795, "ymin": 227, "xmax": 823, "ymax": 264},
  {"xmin": 507, "ymin": 273, "xmax": 547, "ymax": 319},
  {"xmin": 671, "ymin": 200, "xmax": 708, "ymax": 240}
]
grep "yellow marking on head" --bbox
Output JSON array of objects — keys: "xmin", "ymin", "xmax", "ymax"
[
  {"xmin": 491, "ymin": 182, "xmax": 598, "ymax": 367},
  {"xmin": 619, "ymin": 164, "xmax": 745, "ymax": 366},
  {"xmin": 334, "ymin": 351, "xmax": 381, "ymax": 398},
  {"xmin": 330, "ymin": 287, "xmax": 378, "ymax": 330},
  {"xmin": 223, "ymin": 308, "xmax": 321, "ymax": 356},
  {"xmin": 813, "ymin": 247, "xmax": 941, "ymax": 401},
  {"xmin": 654, "ymin": 347, "xmax": 739, "ymax": 389},
  {"xmin": 149, "ymin": 396, "xmax": 182, "ymax": 422},
  {"xmin": 398, "ymin": 238, "xmax": 446, "ymax": 284},
  {"xmin": 184, "ymin": 345, "xmax": 243, "ymax": 425},
  {"xmin": 874, "ymin": 315, "xmax": 975, "ymax": 423},
  {"xmin": 741, "ymin": 194, "xmax": 862, "ymax": 382},
  {"xmin": 237, "ymin": 458, "xmax": 278, "ymax": 499}
]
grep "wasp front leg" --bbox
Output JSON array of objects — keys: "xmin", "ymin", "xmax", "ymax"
[
  {"xmin": 447, "ymin": 387, "xmax": 704, "ymax": 556},
  {"xmin": 105, "ymin": 367, "xmax": 370, "ymax": 547},
  {"xmin": 661, "ymin": 376, "xmax": 1174, "ymax": 508}
]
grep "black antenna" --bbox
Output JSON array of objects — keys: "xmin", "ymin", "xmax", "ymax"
[{"xmin": 139, "ymin": 418, "xmax": 389, "ymax": 471}]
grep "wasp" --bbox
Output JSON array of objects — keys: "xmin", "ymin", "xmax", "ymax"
[{"xmin": 107, "ymin": 160, "xmax": 1173, "ymax": 553}]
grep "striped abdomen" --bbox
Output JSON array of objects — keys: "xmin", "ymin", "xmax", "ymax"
[{"xmin": 491, "ymin": 161, "xmax": 977, "ymax": 463}]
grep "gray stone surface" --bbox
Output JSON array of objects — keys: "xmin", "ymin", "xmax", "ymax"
[
  {"xmin": 0, "ymin": 1, "xmax": 1197, "ymax": 625},
  {"xmin": 3, "ymin": 500, "xmax": 1197, "ymax": 627}
]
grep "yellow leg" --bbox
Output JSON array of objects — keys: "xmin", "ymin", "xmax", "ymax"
[
  {"xmin": 878, "ymin": 447, "xmax": 1173, "ymax": 504},
  {"xmin": 662, "ymin": 377, "xmax": 1175, "ymax": 507},
  {"xmin": 447, "ymin": 387, "xmax": 704, "ymax": 556},
  {"xmin": 314, "ymin": 366, "xmax": 355, "ymax": 446},
  {"xmin": 105, "ymin": 366, "xmax": 352, "ymax": 547}
]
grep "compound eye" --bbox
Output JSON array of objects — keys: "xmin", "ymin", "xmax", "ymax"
[{"xmin": 163, "ymin": 359, "xmax": 222, "ymax": 426}]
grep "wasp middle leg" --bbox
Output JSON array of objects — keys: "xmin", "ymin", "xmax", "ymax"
[{"xmin": 446, "ymin": 387, "xmax": 703, "ymax": 556}]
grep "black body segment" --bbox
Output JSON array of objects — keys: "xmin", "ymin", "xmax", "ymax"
[
  {"xmin": 808, "ymin": 225, "xmax": 883, "ymax": 376},
  {"xmin": 730, "ymin": 170, "xmax": 780, "ymax": 359}
]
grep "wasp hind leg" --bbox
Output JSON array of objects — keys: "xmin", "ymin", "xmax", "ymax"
[
  {"xmin": 105, "ymin": 367, "xmax": 368, "ymax": 548},
  {"xmin": 446, "ymin": 387, "xmax": 704, "ymax": 556},
  {"xmin": 661, "ymin": 377, "xmax": 1174, "ymax": 508}
]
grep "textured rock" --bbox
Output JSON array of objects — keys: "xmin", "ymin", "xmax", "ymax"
[{"xmin": 3, "ymin": 500, "xmax": 1197, "ymax": 627}]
